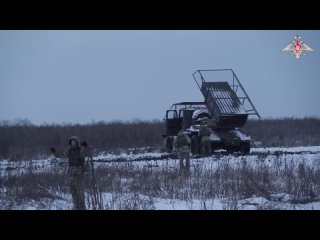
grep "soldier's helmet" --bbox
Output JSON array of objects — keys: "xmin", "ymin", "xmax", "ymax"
[{"xmin": 69, "ymin": 136, "xmax": 80, "ymax": 146}]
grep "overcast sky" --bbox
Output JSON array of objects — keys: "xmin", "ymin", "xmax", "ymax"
[{"xmin": 0, "ymin": 30, "xmax": 319, "ymax": 124}]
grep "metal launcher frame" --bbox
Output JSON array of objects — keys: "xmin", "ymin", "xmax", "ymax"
[{"xmin": 193, "ymin": 69, "xmax": 260, "ymax": 128}]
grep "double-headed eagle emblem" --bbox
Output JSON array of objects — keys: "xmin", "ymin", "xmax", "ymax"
[{"xmin": 282, "ymin": 35, "xmax": 314, "ymax": 59}]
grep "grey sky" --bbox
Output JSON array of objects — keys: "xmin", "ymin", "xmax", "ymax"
[{"xmin": 0, "ymin": 30, "xmax": 319, "ymax": 125}]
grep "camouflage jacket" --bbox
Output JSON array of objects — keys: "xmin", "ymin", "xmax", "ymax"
[
  {"xmin": 177, "ymin": 132, "xmax": 191, "ymax": 147},
  {"xmin": 199, "ymin": 126, "xmax": 211, "ymax": 137},
  {"xmin": 68, "ymin": 146, "xmax": 85, "ymax": 167}
]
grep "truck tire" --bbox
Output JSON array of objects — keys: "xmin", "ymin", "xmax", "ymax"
[
  {"xmin": 191, "ymin": 135, "xmax": 200, "ymax": 155},
  {"xmin": 226, "ymin": 147, "xmax": 234, "ymax": 155},
  {"xmin": 241, "ymin": 141, "xmax": 250, "ymax": 155}
]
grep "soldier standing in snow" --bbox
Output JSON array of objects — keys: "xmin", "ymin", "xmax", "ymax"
[
  {"xmin": 165, "ymin": 136, "xmax": 174, "ymax": 153},
  {"xmin": 176, "ymin": 130, "xmax": 191, "ymax": 174},
  {"xmin": 199, "ymin": 123, "xmax": 212, "ymax": 156},
  {"xmin": 68, "ymin": 136, "xmax": 86, "ymax": 210}
]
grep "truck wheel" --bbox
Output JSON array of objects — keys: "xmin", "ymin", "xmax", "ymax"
[
  {"xmin": 210, "ymin": 143, "xmax": 215, "ymax": 155},
  {"xmin": 226, "ymin": 148, "xmax": 234, "ymax": 155},
  {"xmin": 241, "ymin": 142, "xmax": 250, "ymax": 155},
  {"xmin": 191, "ymin": 135, "xmax": 200, "ymax": 155}
]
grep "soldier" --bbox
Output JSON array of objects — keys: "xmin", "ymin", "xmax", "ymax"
[
  {"xmin": 68, "ymin": 136, "xmax": 86, "ymax": 210},
  {"xmin": 176, "ymin": 130, "xmax": 191, "ymax": 175},
  {"xmin": 165, "ymin": 136, "xmax": 174, "ymax": 153},
  {"xmin": 199, "ymin": 123, "xmax": 212, "ymax": 156}
]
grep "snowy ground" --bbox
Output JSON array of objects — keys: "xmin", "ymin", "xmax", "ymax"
[
  {"xmin": 7, "ymin": 193, "xmax": 320, "ymax": 210},
  {"xmin": 1, "ymin": 146, "xmax": 320, "ymax": 210}
]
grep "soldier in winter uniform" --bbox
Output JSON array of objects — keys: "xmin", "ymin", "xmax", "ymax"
[
  {"xmin": 176, "ymin": 130, "xmax": 191, "ymax": 174},
  {"xmin": 68, "ymin": 136, "xmax": 86, "ymax": 210},
  {"xmin": 199, "ymin": 123, "xmax": 212, "ymax": 156},
  {"xmin": 165, "ymin": 136, "xmax": 174, "ymax": 153}
]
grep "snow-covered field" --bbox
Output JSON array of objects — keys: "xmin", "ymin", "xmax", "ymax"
[{"xmin": 1, "ymin": 146, "xmax": 320, "ymax": 210}]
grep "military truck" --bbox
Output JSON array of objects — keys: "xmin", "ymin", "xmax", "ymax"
[{"xmin": 163, "ymin": 69, "xmax": 260, "ymax": 155}]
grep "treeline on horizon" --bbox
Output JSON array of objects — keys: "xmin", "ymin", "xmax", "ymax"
[{"xmin": 0, "ymin": 117, "xmax": 320, "ymax": 160}]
